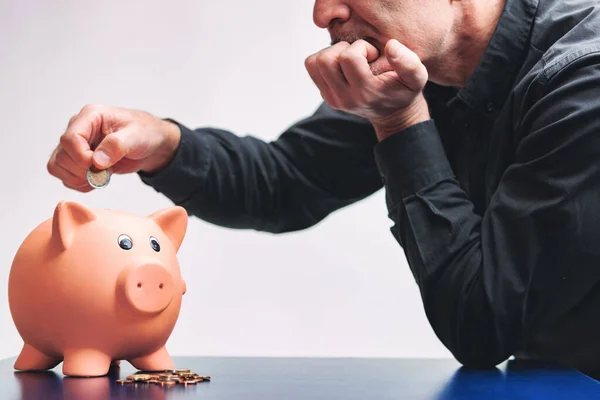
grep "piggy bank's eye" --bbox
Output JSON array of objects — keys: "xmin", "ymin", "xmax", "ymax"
[
  {"xmin": 118, "ymin": 234, "xmax": 133, "ymax": 250},
  {"xmin": 149, "ymin": 236, "xmax": 160, "ymax": 252}
]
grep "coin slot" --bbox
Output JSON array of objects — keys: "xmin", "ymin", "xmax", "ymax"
[
  {"xmin": 137, "ymin": 283, "xmax": 142, "ymax": 288},
  {"xmin": 159, "ymin": 283, "xmax": 164, "ymax": 289}
]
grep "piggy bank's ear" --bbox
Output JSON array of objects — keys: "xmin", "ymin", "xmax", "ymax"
[
  {"xmin": 51, "ymin": 200, "xmax": 98, "ymax": 251},
  {"xmin": 147, "ymin": 206, "xmax": 188, "ymax": 251}
]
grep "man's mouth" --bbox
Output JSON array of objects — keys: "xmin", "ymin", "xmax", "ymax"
[{"xmin": 330, "ymin": 34, "xmax": 394, "ymax": 75}]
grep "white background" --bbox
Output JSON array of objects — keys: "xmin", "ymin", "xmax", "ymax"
[{"xmin": 0, "ymin": 0, "xmax": 450, "ymax": 361}]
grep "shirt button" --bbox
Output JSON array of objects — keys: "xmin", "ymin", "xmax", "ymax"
[{"xmin": 486, "ymin": 103, "xmax": 494, "ymax": 112}]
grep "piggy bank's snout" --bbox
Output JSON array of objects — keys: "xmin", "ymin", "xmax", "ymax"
[{"xmin": 121, "ymin": 263, "xmax": 175, "ymax": 314}]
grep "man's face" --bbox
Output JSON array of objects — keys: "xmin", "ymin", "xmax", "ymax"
[{"xmin": 313, "ymin": 0, "xmax": 454, "ymax": 75}]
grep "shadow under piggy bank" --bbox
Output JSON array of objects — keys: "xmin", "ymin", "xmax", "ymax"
[{"xmin": 14, "ymin": 365, "xmax": 198, "ymax": 400}]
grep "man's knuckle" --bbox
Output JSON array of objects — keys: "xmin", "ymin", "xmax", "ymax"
[
  {"xmin": 47, "ymin": 161, "xmax": 57, "ymax": 176},
  {"xmin": 325, "ymin": 55, "xmax": 342, "ymax": 69},
  {"xmin": 305, "ymin": 56, "xmax": 318, "ymax": 72},
  {"xmin": 338, "ymin": 50, "xmax": 355, "ymax": 64},
  {"xmin": 58, "ymin": 133, "xmax": 75, "ymax": 149},
  {"xmin": 81, "ymin": 104, "xmax": 97, "ymax": 113},
  {"xmin": 315, "ymin": 52, "xmax": 329, "ymax": 64}
]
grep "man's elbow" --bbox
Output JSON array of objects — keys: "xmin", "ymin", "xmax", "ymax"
[
  {"xmin": 427, "ymin": 298, "xmax": 511, "ymax": 369},
  {"xmin": 447, "ymin": 317, "xmax": 511, "ymax": 369},
  {"xmin": 451, "ymin": 346, "xmax": 508, "ymax": 369}
]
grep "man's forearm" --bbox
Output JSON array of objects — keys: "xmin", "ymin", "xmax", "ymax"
[
  {"xmin": 374, "ymin": 120, "xmax": 514, "ymax": 367},
  {"xmin": 138, "ymin": 104, "xmax": 383, "ymax": 233}
]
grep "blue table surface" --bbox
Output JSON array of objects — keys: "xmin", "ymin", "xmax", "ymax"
[{"xmin": 2, "ymin": 355, "xmax": 600, "ymax": 399}]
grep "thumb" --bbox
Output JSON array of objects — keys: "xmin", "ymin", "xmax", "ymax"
[
  {"xmin": 92, "ymin": 127, "xmax": 137, "ymax": 169},
  {"xmin": 384, "ymin": 39, "xmax": 428, "ymax": 92}
]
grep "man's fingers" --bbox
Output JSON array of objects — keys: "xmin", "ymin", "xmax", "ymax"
[
  {"xmin": 63, "ymin": 179, "xmax": 94, "ymax": 193},
  {"xmin": 305, "ymin": 53, "xmax": 330, "ymax": 93},
  {"xmin": 64, "ymin": 104, "xmax": 105, "ymax": 144},
  {"xmin": 314, "ymin": 42, "xmax": 350, "ymax": 92},
  {"xmin": 339, "ymin": 39, "xmax": 379, "ymax": 87},
  {"xmin": 109, "ymin": 158, "xmax": 143, "ymax": 175},
  {"xmin": 306, "ymin": 51, "xmax": 344, "ymax": 108},
  {"xmin": 54, "ymin": 147, "xmax": 88, "ymax": 179},
  {"xmin": 59, "ymin": 130, "xmax": 94, "ymax": 167},
  {"xmin": 92, "ymin": 126, "xmax": 138, "ymax": 169},
  {"xmin": 50, "ymin": 162, "xmax": 90, "ymax": 190},
  {"xmin": 384, "ymin": 39, "xmax": 428, "ymax": 91},
  {"xmin": 59, "ymin": 105, "xmax": 108, "ymax": 167},
  {"xmin": 60, "ymin": 104, "xmax": 129, "ymax": 168},
  {"xmin": 48, "ymin": 146, "xmax": 94, "ymax": 192}
]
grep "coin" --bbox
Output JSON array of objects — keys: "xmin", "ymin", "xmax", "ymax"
[
  {"xmin": 158, "ymin": 373, "xmax": 176, "ymax": 381},
  {"xmin": 173, "ymin": 369, "xmax": 191, "ymax": 374},
  {"xmin": 86, "ymin": 165, "xmax": 111, "ymax": 188},
  {"xmin": 128, "ymin": 374, "xmax": 152, "ymax": 381},
  {"xmin": 116, "ymin": 369, "xmax": 210, "ymax": 387}
]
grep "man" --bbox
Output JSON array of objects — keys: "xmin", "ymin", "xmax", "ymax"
[{"xmin": 47, "ymin": 0, "xmax": 600, "ymax": 374}]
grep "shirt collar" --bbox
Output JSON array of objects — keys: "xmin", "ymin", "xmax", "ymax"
[{"xmin": 453, "ymin": 0, "xmax": 539, "ymax": 118}]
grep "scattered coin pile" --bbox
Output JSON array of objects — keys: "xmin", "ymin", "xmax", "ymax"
[
  {"xmin": 86, "ymin": 165, "xmax": 111, "ymax": 189},
  {"xmin": 116, "ymin": 369, "xmax": 210, "ymax": 386}
]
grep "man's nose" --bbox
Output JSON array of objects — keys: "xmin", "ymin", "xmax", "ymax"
[{"xmin": 313, "ymin": 0, "xmax": 351, "ymax": 29}]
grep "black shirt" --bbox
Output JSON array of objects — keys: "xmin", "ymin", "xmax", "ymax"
[{"xmin": 140, "ymin": 0, "xmax": 600, "ymax": 370}]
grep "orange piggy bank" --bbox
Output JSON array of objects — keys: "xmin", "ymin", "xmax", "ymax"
[{"xmin": 8, "ymin": 200, "xmax": 189, "ymax": 377}]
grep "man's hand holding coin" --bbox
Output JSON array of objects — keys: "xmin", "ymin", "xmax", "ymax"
[{"xmin": 47, "ymin": 105, "xmax": 181, "ymax": 192}]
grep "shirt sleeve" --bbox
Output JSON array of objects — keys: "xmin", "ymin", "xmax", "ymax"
[
  {"xmin": 373, "ymin": 55, "xmax": 600, "ymax": 368},
  {"xmin": 138, "ymin": 102, "xmax": 383, "ymax": 233}
]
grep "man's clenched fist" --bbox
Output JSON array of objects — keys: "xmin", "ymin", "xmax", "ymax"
[{"xmin": 305, "ymin": 38, "xmax": 430, "ymax": 140}]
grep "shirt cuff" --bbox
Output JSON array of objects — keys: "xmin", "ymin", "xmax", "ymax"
[
  {"xmin": 373, "ymin": 119, "xmax": 454, "ymax": 202},
  {"xmin": 137, "ymin": 119, "xmax": 211, "ymax": 204}
]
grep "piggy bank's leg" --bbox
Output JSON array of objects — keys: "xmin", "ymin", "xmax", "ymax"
[
  {"xmin": 128, "ymin": 346, "xmax": 174, "ymax": 371},
  {"xmin": 14, "ymin": 343, "xmax": 61, "ymax": 371},
  {"xmin": 62, "ymin": 349, "xmax": 112, "ymax": 377}
]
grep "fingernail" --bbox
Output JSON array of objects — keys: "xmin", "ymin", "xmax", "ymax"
[
  {"xmin": 93, "ymin": 150, "xmax": 110, "ymax": 167},
  {"xmin": 388, "ymin": 40, "xmax": 402, "ymax": 58}
]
